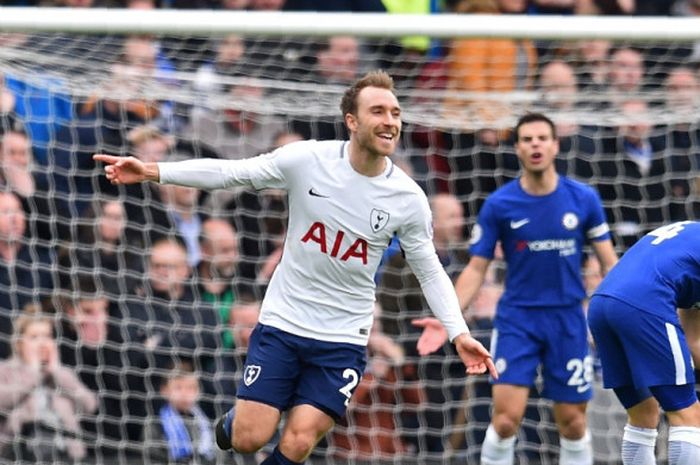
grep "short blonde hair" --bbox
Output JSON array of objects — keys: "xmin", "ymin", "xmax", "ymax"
[{"xmin": 340, "ymin": 70, "xmax": 395, "ymax": 117}]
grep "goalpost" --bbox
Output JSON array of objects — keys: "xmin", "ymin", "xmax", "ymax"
[{"xmin": 1, "ymin": 7, "xmax": 699, "ymax": 465}]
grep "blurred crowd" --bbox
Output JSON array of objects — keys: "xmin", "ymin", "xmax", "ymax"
[{"xmin": 1, "ymin": 0, "xmax": 700, "ymax": 464}]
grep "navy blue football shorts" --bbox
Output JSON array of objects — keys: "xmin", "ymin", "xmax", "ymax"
[{"xmin": 237, "ymin": 323, "xmax": 367, "ymax": 421}]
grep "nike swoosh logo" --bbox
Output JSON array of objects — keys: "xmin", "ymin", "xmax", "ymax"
[
  {"xmin": 308, "ymin": 188, "xmax": 330, "ymax": 198},
  {"xmin": 577, "ymin": 384, "xmax": 591, "ymax": 393},
  {"xmin": 510, "ymin": 219, "xmax": 530, "ymax": 229}
]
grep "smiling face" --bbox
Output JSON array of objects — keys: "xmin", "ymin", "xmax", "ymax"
[
  {"xmin": 346, "ymin": 86, "xmax": 401, "ymax": 159},
  {"xmin": 514, "ymin": 120, "xmax": 559, "ymax": 175}
]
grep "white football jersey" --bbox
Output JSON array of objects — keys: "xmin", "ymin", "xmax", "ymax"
[{"xmin": 159, "ymin": 140, "xmax": 468, "ymax": 345}]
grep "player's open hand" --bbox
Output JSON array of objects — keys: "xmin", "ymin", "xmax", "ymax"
[
  {"xmin": 93, "ymin": 154, "xmax": 156, "ymax": 185},
  {"xmin": 412, "ymin": 317, "xmax": 448, "ymax": 355},
  {"xmin": 453, "ymin": 333, "xmax": 498, "ymax": 379}
]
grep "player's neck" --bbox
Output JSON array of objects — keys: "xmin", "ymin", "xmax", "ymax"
[
  {"xmin": 520, "ymin": 169, "xmax": 558, "ymax": 196},
  {"xmin": 348, "ymin": 142, "xmax": 387, "ymax": 177}
]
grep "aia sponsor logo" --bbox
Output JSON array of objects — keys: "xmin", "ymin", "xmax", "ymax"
[{"xmin": 301, "ymin": 222, "xmax": 368, "ymax": 265}]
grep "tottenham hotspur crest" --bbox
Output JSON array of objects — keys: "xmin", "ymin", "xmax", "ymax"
[
  {"xmin": 243, "ymin": 365, "xmax": 261, "ymax": 386},
  {"xmin": 370, "ymin": 208, "xmax": 390, "ymax": 233}
]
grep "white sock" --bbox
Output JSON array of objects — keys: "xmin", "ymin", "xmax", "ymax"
[
  {"xmin": 621, "ymin": 424, "xmax": 657, "ymax": 465},
  {"xmin": 668, "ymin": 426, "xmax": 700, "ymax": 465},
  {"xmin": 481, "ymin": 424, "xmax": 516, "ymax": 465},
  {"xmin": 559, "ymin": 430, "xmax": 593, "ymax": 465}
]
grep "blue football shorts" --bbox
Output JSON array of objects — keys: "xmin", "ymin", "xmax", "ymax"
[
  {"xmin": 237, "ymin": 323, "xmax": 368, "ymax": 421},
  {"xmin": 588, "ymin": 294, "xmax": 695, "ymax": 393},
  {"xmin": 491, "ymin": 304, "xmax": 593, "ymax": 403}
]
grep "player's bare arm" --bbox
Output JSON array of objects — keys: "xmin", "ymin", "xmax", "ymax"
[
  {"xmin": 93, "ymin": 154, "xmax": 160, "ymax": 184},
  {"xmin": 455, "ymin": 255, "xmax": 492, "ymax": 309},
  {"xmin": 591, "ymin": 239, "xmax": 618, "ymax": 277}
]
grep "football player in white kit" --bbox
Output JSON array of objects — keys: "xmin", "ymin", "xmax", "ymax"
[{"xmin": 94, "ymin": 70, "xmax": 496, "ymax": 465}]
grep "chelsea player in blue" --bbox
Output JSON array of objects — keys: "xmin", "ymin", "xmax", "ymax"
[
  {"xmin": 415, "ymin": 113, "xmax": 618, "ymax": 465},
  {"xmin": 588, "ymin": 221, "xmax": 700, "ymax": 465}
]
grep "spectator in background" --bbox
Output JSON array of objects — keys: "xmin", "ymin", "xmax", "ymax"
[
  {"xmin": 229, "ymin": 301, "xmax": 260, "ymax": 352},
  {"xmin": 0, "ymin": 313, "xmax": 97, "ymax": 463},
  {"xmin": 131, "ymin": 238, "xmax": 228, "ymax": 417},
  {"xmin": 188, "ymin": 79, "xmax": 287, "ymax": 160},
  {"xmin": 0, "ymin": 129, "xmax": 69, "ymax": 243},
  {"xmin": 0, "ymin": 129, "xmax": 34, "ymax": 198},
  {"xmin": 0, "ymin": 192, "xmax": 55, "ymax": 359},
  {"xmin": 195, "ymin": 218, "xmax": 248, "ymax": 355},
  {"xmin": 599, "ymin": 46, "xmax": 646, "ymax": 109},
  {"xmin": 0, "ymin": 73, "xmax": 17, "ymax": 136},
  {"xmin": 537, "ymin": 60, "xmax": 581, "ymax": 137},
  {"xmin": 663, "ymin": 67, "xmax": 700, "ymax": 222},
  {"xmin": 158, "ymin": 183, "xmax": 204, "ymax": 267},
  {"xmin": 57, "ymin": 277, "xmax": 150, "ymax": 460},
  {"xmin": 143, "ymin": 361, "xmax": 218, "ymax": 465},
  {"xmin": 664, "ymin": 66, "xmax": 700, "ymax": 118},
  {"xmin": 430, "ymin": 193, "xmax": 470, "ymax": 278},
  {"xmin": 292, "ymin": 36, "xmax": 364, "ymax": 141},
  {"xmin": 192, "ymin": 34, "xmax": 247, "ymax": 98},
  {"xmin": 535, "ymin": 60, "xmax": 599, "ymax": 177},
  {"xmin": 595, "ymin": 99, "xmax": 669, "ymax": 248},
  {"xmin": 62, "ymin": 197, "xmax": 144, "ymax": 296},
  {"xmin": 313, "ymin": 35, "xmax": 362, "ymax": 85},
  {"xmin": 573, "ymin": 39, "xmax": 612, "ymax": 94},
  {"xmin": 443, "ymin": 0, "xmax": 537, "ymax": 145}
]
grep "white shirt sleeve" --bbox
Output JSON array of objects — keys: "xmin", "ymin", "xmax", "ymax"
[
  {"xmin": 399, "ymin": 191, "xmax": 470, "ymax": 341},
  {"xmin": 409, "ymin": 252, "xmax": 470, "ymax": 341},
  {"xmin": 158, "ymin": 151, "xmax": 287, "ymax": 190}
]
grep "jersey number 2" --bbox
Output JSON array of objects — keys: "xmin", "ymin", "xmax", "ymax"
[{"xmin": 339, "ymin": 369, "xmax": 360, "ymax": 407}]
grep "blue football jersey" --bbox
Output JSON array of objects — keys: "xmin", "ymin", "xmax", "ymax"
[
  {"xmin": 594, "ymin": 221, "xmax": 700, "ymax": 315},
  {"xmin": 469, "ymin": 176, "xmax": 611, "ymax": 308}
]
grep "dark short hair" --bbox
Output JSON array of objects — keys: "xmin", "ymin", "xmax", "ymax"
[
  {"xmin": 340, "ymin": 70, "xmax": 395, "ymax": 117},
  {"xmin": 513, "ymin": 113, "xmax": 557, "ymax": 142}
]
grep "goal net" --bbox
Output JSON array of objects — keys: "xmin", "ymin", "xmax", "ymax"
[{"xmin": 0, "ymin": 7, "xmax": 698, "ymax": 465}]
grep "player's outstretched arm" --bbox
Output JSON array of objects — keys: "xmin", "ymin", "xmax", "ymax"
[{"xmin": 93, "ymin": 154, "xmax": 160, "ymax": 185}]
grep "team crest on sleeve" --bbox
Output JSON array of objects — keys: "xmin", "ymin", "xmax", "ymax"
[
  {"xmin": 243, "ymin": 365, "xmax": 262, "ymax": 386},
  {"xmin": 370, "ymin": 208, "xmax": 390, "ymax": 233},
  {"xmin": 469, "ymin": 224, "xmax": 483, "ymax": 245},
  {"xmin": 562, "ymin": 212, "xmax": 579, "ymax": 230}
]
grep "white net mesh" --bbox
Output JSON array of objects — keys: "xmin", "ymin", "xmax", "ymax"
[{"xmin": 1, "ymin": 8, "xmax": 699, "ymax": 465}]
